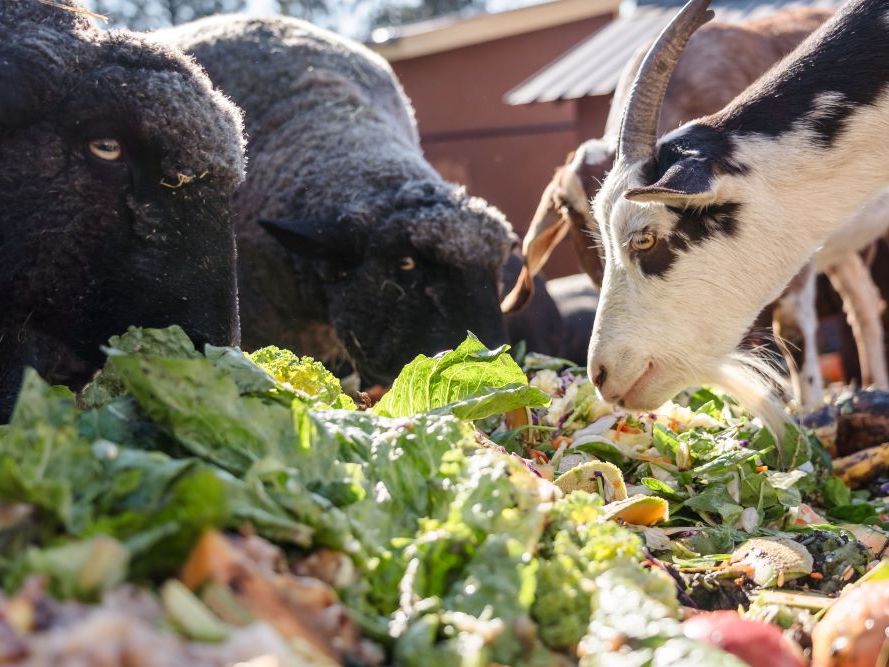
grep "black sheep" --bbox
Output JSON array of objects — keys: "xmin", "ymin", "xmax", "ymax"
[
  {"xmin": 159, "ymin": 16, "xmax": 517, "ymax": 387},
  {"xmin": 0, "ymin": 0, "xmax": 246, "ymax": 419}
]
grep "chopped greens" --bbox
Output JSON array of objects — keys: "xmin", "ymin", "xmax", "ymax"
[{"xmin": 2, "ymin": 331, "xmax": 888, "ymax": 666}]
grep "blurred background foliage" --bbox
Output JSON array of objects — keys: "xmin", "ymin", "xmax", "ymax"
[{"xmin": 85, "ymin": 0, "xmax": 488, "ymax": 36}]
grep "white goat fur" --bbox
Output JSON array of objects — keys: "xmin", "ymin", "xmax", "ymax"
[
  {"xmin": 510, "ymin": 7, "xmax": 889, "ymax": 414},
  {"xmin": 591, "ymin": 26, "xmax": 889, "ymax": 436}
]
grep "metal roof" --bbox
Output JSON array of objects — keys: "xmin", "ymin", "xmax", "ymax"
[
  {"xmin": 505, "ymin": 0, "xmax": 846, "ymax": 105},
  {"xmin": 369, "ymin": 0, "xmax": 619, "ymax": 62}
]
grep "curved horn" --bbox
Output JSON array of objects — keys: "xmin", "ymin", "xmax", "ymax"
[{"xmin": 617, "ymin": 0, "xmax": 714, "ymax": 161}]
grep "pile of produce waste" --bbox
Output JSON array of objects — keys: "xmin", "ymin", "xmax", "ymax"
[{"xmin": 2, "ymin": 327, "xmax": 889, "ymax": 667}]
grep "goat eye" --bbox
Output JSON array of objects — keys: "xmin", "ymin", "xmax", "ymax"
[
  {"xmin": 399, "ymin": 256, "xmax": 417, "ymax": 271},
  {"xmin": 630, "ymin": 231, "xmax": 657, "ymax": 252},
  {"xmin": 87, "ymin": 138, "xmax": 122, "ymax": 161}
]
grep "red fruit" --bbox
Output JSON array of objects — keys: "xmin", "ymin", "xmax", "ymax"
[{"xmin": 682, "ymin": 610, "xmax": 806, "ymax": 667}]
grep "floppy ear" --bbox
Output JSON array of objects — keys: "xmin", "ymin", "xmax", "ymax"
[
  {"xmin": 624, "ymin": 157, "xmax": 716, "ymax": 206},
  {"xmin": 258, "ymin": 218, "xmax": 366, "ymax": 266},
  {"xmin": 500, "ymin": 177, "xmax": 569, "ymax": 314},
  {"xmin": 557, "ymin": 164, "xmax": 605, "ymax": 287},
  {"xmin": 0, "ymin": 57, "xmax": 40, "ymax": 127}
]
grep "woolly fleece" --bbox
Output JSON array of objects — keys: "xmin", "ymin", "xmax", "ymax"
[
  {"xmin": 157, "ymin": 16, "xmax": 516, "ymax": 362},
  {"xmin": 1, "ymin": 0, "xmax": 246, "ymax": 418}
]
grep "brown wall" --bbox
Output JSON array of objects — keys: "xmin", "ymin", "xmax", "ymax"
[
  {"xmin": 578, "ymin": 94, "xmax": 611, "ymax": 146},
  {"xmin": 389, "ymin": 14, "xmax": 612, "ymax": 279}
]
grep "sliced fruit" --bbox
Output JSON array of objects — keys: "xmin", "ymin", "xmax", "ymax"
[
  {"xmin": 602, "ymin": 494, "xmax": 669, "ymax": 526},
  {"xmin": 731, "ymin": 537, "xmax": 813, "ymax": 588},
  {"xmin": 554, "ymin": 461, "xmax": 628, "ymax": 502},
  {"xmin": 505, "ymin": 407, "xmax": 530, "ymax": 430}
]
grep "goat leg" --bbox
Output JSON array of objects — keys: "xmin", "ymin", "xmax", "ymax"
[
  {"xmin": 826, "ymin": 252, "xmax": 888, "ymax": 389},
  {"xmin": 773, "ymin": 262, "xmax": 824, "ymax": 409}
]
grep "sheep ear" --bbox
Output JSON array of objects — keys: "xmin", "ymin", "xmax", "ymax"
[
  {"xmin": 0, "ymin": 58, "xmax": 39, "ymax": 126},
  {"xmin": 624, "ymin": 157, "xmax": 715, "ymax": 206},
  {"xmin": 258, "ymin": 218, "xmax": 366, "ymax": 266}
]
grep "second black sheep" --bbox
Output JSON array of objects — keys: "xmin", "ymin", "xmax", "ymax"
[{"xmin": 158, "ymin": 16, "xmax": 518, "ymax": 386}]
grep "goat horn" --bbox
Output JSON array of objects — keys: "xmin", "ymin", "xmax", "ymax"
[{"xmin": 617, "ymin": 0, "xmax": 714, "ymax": 161}]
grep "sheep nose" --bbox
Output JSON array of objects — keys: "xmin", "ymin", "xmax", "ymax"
[{"xmin": 593, "ymin": 365, "xmax": 608, "ymax": 389}]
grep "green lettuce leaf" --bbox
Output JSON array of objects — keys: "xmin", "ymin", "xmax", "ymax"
[
  {"xmin": 684, "ymin": 485, "xmax": 744, "ymax": 525},
  {"xmin": 0, "ymin": 371, "xmax": 101, "ymax": 532},
  {"xmin": 108, "ymin": 354, "xmax": 296, "ymax": 473},
  {"xmin": 822, "ymin": 475, "xmax": 852, "ymax": 508},
  {"xmin": 79, "ymin": 326, "xmax": 201, "ymax": 408},
  {"xmin": 373, "ymin": 334, "xmax": 548, "ymax": 420}
]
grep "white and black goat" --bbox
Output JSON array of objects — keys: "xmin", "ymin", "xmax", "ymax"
[
  {"xmin": 588, "ymin": 0, "xmax": 889, "ymax": 428},
  {"xmin": 505, "ymin": 6, "xmax": 889, "ymax": 411}
]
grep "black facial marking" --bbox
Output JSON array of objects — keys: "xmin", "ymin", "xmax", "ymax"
[
  {"xmin": 637, "ymin": 237, "xmax": 679, "ymax": 277},
  {"xmin": 635, "ymin": 202, "xmax": 741, "ymax": 278},
  {"xmin": 719, "ymin": 0, "xmax": 889, "ymax": 147},
  {"xmin": 643, "ymin": 123, "xmax": 746, "ymax": 194},
  {"xmin": 671, "ymin": 203, "xmax": 740, "ymax": 245}
]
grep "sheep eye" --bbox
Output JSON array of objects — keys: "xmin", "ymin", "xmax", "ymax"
[
  {"xmin": 629, "ymin": 231, "xmax": 657, "ymax": 252},
  {"xmin": 88, "ymin": 138, "xmax": 122, "ymax": 161},
  {"xmin": 399, "ymin": 256, "xmax": 417, "ymax": 271}
]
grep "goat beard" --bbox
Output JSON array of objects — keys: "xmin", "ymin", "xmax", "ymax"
[{"xmin": 711, "ymin": 351, "xmax": 791, "ymax": 440}]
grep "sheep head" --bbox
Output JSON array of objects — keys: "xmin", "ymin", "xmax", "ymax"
[
  {"xmin": 261, "ymin": 181, "xmax": 515, "ymax": 386},
  {"xmin": 0, "ymin": 0, "xmax": 246, "ymax": 417},
  {"xmin": 587, "ymin": 0, "xmax": 780, "ymax": 416}
]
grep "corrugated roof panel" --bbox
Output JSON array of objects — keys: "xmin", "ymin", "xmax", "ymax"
[
  {"xmin": 563, "ymin": 8, "xmax": 671, "ymax": 98},
  {"xmin": 505, "ymin": 0, "xmax": 847, "ymax": 105},
  {"xmin": 504, "ymin": 10, "xmax": 652, "ymax": 104}
]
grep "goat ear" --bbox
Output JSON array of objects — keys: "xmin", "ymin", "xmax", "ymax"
[
  {"xmin": 501, "ymin": 177, "xmax": 569, "ymax": 314},
  {"xmin": 258, "ymin": 218, "xmax": 366, "ymax": 266},
  {"xmin": 624, "ymin": 157, "xmax": 715, "ymax": 206}
]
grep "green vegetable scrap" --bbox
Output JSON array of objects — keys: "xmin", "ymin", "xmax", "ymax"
[
  {"xmin": 4, "ymin": 331, "xmax": 883, "ymax": 666},
  {"xmin": 532, "ymin": 492, "xmax": 643, "ymax": 651},
  {"xmin": 249, "ymin": 345, "xmax": 356, "ymax": 410},
  {"xmin": 19, "ymin": 536, "xmax": 129, "ymax": 601},
  {"xmin": 578, "ymin": 562, "xmax": 748, "ymax": 667},
  {"xmin": 162, "ymin": 578, "xmax": 232, "ymax": 642},
  {"xmin": 373, "ymin": 333, "xmax": 549, "ymax": 420},
  {"xmin": 6, "ymin": 328, "xmax": 695, "ymax": 666}
]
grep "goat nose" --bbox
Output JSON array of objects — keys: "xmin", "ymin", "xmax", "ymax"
[{"xmin": 593, "ymin": 365, "xmax": 608, "ymax": 389}]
